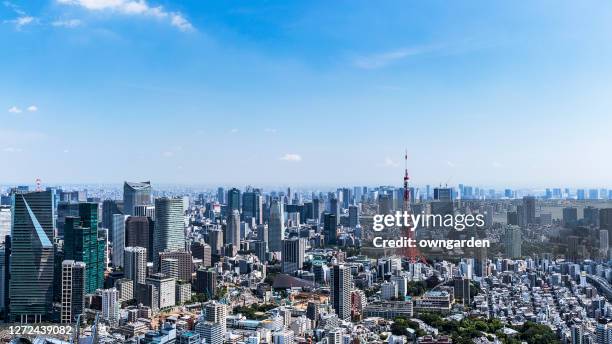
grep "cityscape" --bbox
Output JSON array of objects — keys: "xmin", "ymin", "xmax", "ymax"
[{"xmin": 0, "ymin": 177, "xmax": 611, "ymax": 344}]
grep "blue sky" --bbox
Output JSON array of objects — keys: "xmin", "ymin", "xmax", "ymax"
[{"xmin": 2, "ymin": 0, "xmax": 612, "ymax": 187}]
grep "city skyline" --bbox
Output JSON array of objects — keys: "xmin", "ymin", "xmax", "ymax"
[{"xmin": 2, "ymin": 1, "xmax": 612, "ymax": 186}]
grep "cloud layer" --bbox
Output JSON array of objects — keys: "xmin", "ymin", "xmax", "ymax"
[
  {"xmin": 280, "ymin": 154, "xmax": 302, "ymax": 162},
  {"xmin": 56, "ymin": 0, "xmax": 194, "ymax": 31}
]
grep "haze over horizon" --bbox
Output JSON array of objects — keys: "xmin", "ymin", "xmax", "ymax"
[{"xmin": 2, "ymin": 1, "xmax": 612, "ymax": 186}]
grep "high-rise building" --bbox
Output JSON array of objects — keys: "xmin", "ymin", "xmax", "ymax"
[
  {"xmin": 123, "ymin": 181, "xmax": 152, "ymax": 216},
  {"xmin": 323, "ymin": 213, "xmax": 337, "ymax": 245},
  {"xmin": 224, "ymin": 210, "xmax": 240, "ymax": 256},
  {"xmin": 203, "ymin": 301, "xmax": 227, "ymax": 334},
  {"xmin": 102, "ymin": 200, "xmax": 123, "ymax": 232},
  {"xmin": 195, "ymin": 267, "xmax": 216, "ymax": 298},
  {"xmin": 217, "ymin": 187, "xmax": 225, "ymax": 204},
  {"xmin": 124, "ymin": 246, "xmax": 147, "ymax": 285},
  {"xmin": 0, "ymin": 206, "xmax": 11, "ymax": 244},
  {"xmin": 348, "ymin": 205, "xmax": 359, "ymax": 228},
  {"xmin": 227, "ymin": 188, "xmax": 241, "ymax": 213},
  {"xmin": 242, "ymin": 191, "xmax": 263, "ymax": 224},
  {"xmin": 268, "ymin": 199, "xmax": 285, "ymax": 252},
  {"xmin": 330, "ymin": 265, "xmax": 352, "ymax": 321},
  {"xmin": 600, "ymin": 209, "xmax": 612, "ymax": 245},
  {"xmin": 63, "ymin": 203, "xmax": 105, "ymax": 293},
  {"xmin": 599, "ymin": 230, "xmax": 609, "ymax": 257},
  {"xmin": 504, "ymin": 225, "xmax": 522, "ymax": 259},
  {"xmin": 196, "ymin": 322, "xmax": 223, "ymax": 344},
  {"xmin": 101, "ymin": 287, "xmax": 120, "ymax": 325},
  {"xmin": 522, "ymin": 196, "xmax": 536, "ymax": 225},
  {"xmin": 453, "ymin": 276, "xmax": 471, "ymax": 305},
  {"xmin": 125, "ymin": 216, "xmax": 154, "ymax": 261},
  {"xmin": 9, "ymin": 191, "xmax": 54, "ymax": 322},
  {"xmin": 60, "ymin": 260, "xmax": 86, "ymax": 324},
  {"xmin": 282, "ymin": 238, "xmax": 305, "ymax": 274},
  {"xmin": 112, "ymin": 214, "xmax": 128, "ymax": 267},
  {"xmin": 134, "ymin": 205, "xmax": 156, "ymax": 220},
  {"xmin": 563, "ymin": 207, "xmax": 578, "ymax": 228},
  {"xmin": 191, "ymin": 241, "xmax": 212, "ymax": 267},
  {"xmin": 146, "ymin": 273, "xmax": 176, "ymax": 310},
  {"xmin": 153, "ymin": 197, "xmax": 186, "ymax": 269},
  {"xmin": 254, "ymin": 240, "xmax": 268, "ymax": 263},
  {"xmin": 158, "ymin": 250, "xmax": 192, "ymax": 282}
]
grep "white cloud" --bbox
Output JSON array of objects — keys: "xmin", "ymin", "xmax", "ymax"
[
  {"xmin": 354, "ymin": 45, "xmax": 440, "ymax": 69},
  {"xmin": 264, "ymin": 128, "xmax": 277, "ymax": 133},
  {"xmin": 446, "ymin": 161, "xmax": 456, "ymax": 167},
  {"xmin": 280, "ymin": 153, "xmax": 302, "ymax": 162},
  {"xmin": 229, "ymin": 128, "xmax": 239, "ymax": 133},
  {"xmin": 57, "ymin": 0, "xmax": 194, "ymax": 31},
  {"xmin": 4, "ymin": 16, "xmax": 34, "ymax": 29},
  {"xmin": 27, "ymin": 105, "xmax": 38, "ymax": 112},
  {"xmin": 51, "ymin": 19, "xmax": 82, "ymax": 28},
  {"xmin": 381, "ymin": 157, "xmax": 399, "ymax": 167},
  {"xmin": 8, "ymin": 106, "xmax": 22, "ymax": 113}
]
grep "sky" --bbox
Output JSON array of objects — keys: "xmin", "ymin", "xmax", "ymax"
[{"xmin": 2, "ymin": 0, "xmax": 612, "ymax": 188}]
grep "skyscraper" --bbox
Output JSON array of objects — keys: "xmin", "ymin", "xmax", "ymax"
[
  {"xmin": 63, "ymin": 203, "xmax": 105, "ymax": 293},
  {"xmin": 282, "ymin": 238, "xmax": 305, "ymax": 274},
  {"xmin": 227, "ymin": 188, "xmax": 241, "ymax": 213},
  {"xmin": 348, "ymin": 205, "xmax": 359, "ymax": 228},
  {"xmin": 330, "ymin": 264, "xmax": 352, "ymax": 321},
  {"xmin": 204, "ymin": 301, "xmax": 227, "ymax": 334},
  {"xmin": 224, "ymin": 210, "xmax": 240, "ymax": 256},
  {"xmin": 522, "ymin": 196, "xmax": 536, "ymax": 225},
  {"xmin": 60, "ymin": 260, "xmax": 86, "ymax": 324},
  {"xmin": 323, "ymin": 213, "xmax": 337, "ymax": 245},
  {"xmin": 123, "ymin": 181, "xmax": 152, "ymax": 216},
  {"xmin": 9, "ymin": 190, "xmax": 54, "ymax": 322},
  {"xmin": 504, "ymin": 225, "xmax": 522, "ymax": 259},
  {"xmin": 124, "ymin": 246, "xmax": 147, "ymax": 285},
  {"xmin": 102, "ymin": 199, "xmax": 123, "ymax": 232},
  {"xmin": 153, "ymin": 197, "xmax": 185, "ymax": 269},
  {"xmin": 112, "ymin": 214, "xmax": 128, "ymax": 267},
  {"xmin": 101, "ymin": 287, "xmax": 120, "ymax": 325},
  {"xmin": 195, "ymin": 267, "xmax": 217, "ymax": 298},
  {"xmin": 242, "ymin": 191, "xmax": 263, "ymax": 224},
  {"xmin": 268, "ymin": 199, "xmax": 285, "ymax": 252},
  {"xmin": 125, "ymin": 216, "xmax": 154, "ymax": 261}
]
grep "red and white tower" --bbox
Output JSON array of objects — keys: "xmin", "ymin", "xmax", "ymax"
[{"xmin": 403, "ymin": 151, "xmax": 421, "ymax": 262}]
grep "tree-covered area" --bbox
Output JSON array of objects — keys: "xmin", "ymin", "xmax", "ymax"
[
  {"xmin": 391, "ymin": 316, "xmax": 426, "ymax": 337},
  {"xmin": 406, "ymin": 281, "xmax": 428, "ymax": 296},
  {"xmin": 233, "ymin": 303, "xmax": 277, "ymax": 320},
  {"xmin": 416, "ymin": 313, "xmax": 559, "ymax": 344}
]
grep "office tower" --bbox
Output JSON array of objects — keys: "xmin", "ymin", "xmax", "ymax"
[
  {"xmin": 9, "ymin": 190, "xmax": 54, "ymax": 322},
  {"xmin": 60, "ymin": 260, "xmax": 85, "ymax": 324},
  {"xmin": 207, "ymin": 229, "xmax": 223, "ymax": 255},
  {"xmin": 101, "ymin": 288, "xmax": 120, "ymax": 325},
  {"xmin": 191, "ymin": 241, "xmax": 212, "ymax": 267},
  {"xmin": 453, "ymin": 276, "xmax": 471, "ymax": 304},
  {"xmin": 282, "ymin": 238, "xmax": 305, "ymax": 274},
  {"xmin": 273, "ymin": 330, "xmax": 295, "ymax": 344},
  {"xmin": 112, "ymin": 214, "xmax": 128, "ymax": 267},
  {"xmin": 576, "ymin": 189, "xmax": 586, "ymax": 200},
  {"xmin": 504, "ymin": 226, "xmax": 522, "ymax": 259},
  {"xmin": 381, "ymin": 281, "xmax": 398, "ymax": 300},
  {"xmin": 330, "ymin": 197, "xmax": 340, "ymax": 224},
  {"xmin": 123, "ymin": 181, "xmax": 152, "ymax": 216},
  {"xmin": 323, "ymin": 213, "xmax": 337, "ymax": 245},
  {"xmin": 224, "ymin": 210, "xmax": 240, "ymax": 256},
  {"xmin": 146, "ymin": 273, "xmax": 176, "ymax": 310},
  {"xmin": 227, "ymin": 188, "xmax": 241, "ymax": 213},
  {"xmin": 125, "ymin": 216, "xmax": 154, "ymax": 261},
  {"xmin": 0, "ymin": 246, "xmax": 5, "ymax": 314},
  {"xmin": 56, "ymin": 201, "xmax": 79, "ymax": 237},
  {"xmin": 102, "ymin": 200, "xmax": 123, "ymax": 232},
  {"xmin": 0, "ymin": 206, "xmax": 10, "ymax": 244},
  {"xmin": 153, "ymin": 197, "xmax": 186, "ymax": 269},
  {"xmin": 522, "ymin": 196, "xmax": 536, "ymax": 225},
  {"xmin": 434, "ymin": 187, "xmax": 453, "ymax": 201},
  {"xmin": 204, "ymin": 301, "xmax": 227, "ymax": 334},
  {"xmin": 599, "ymin": 230, "xmax": 609, "ymax": 257},
  {"xmin": 158, "ymin": 250, "xmax": 192, "ymax": 282},
  {"xmin": 217, "ymin": 187, "xmax": 225, "ymax": 204},
  {"xmin": 584, "ymin": 206, "xmax": 600, "ymax": 227},
  {"xmin": 124, "ymin": 246, "xmax": 147, "ymax": 285},
  {"xmin": 196, "ymin": 322, "xmax": 223, "ymax": 344},
  {"xmin": 330, "ymin": 265, "xmax": 352, "ymax": 321},
  {"xmin": 195, "ymin": 267, "xmax": 216, "ymax": 298},
  {"xmin": 571, "ymin": 325, "xmax": 583, "ymax": 344},
  {"xmin": 63, "ymin": 203, "xmax": 105, "ymax": 293},
  {"xmin": 268, "ymin": 199, "xmax": 285, "ymax": 252},
  {"xmin": 312, "ymin": 198, "xmax": 322, "ymax": 223},
  {"xmin": 563, "ymin": 207, "xmax": 578, "ymax": 228},
  {"xmin": 254, "ymin": 240, "xmax": 268, "ymax": 263},
  {"xmin": 242, "ymin": 191, "xmax": 263, "ymax": 224},
  {"xmin": 348, "ymin": 205, "xmax": 359, "ymax": 228},
  {"xmin": 134, "ymin": 205, "xmax": 156, "ymax": 220}
]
